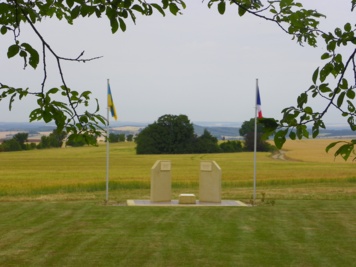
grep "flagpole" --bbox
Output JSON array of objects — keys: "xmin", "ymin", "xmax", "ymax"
[
  {"xmin": 253, "ymin": 78, "xmax": 258, "ymax": 204},
  {"xmin": 106, "ymin": 79, "xmax": 110, "ymax": 202}
]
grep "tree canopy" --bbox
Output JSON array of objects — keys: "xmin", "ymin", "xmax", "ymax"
[
  {"xmin": 1, "ymin": 0, "xmax": 356, "ymax": 159},
  {"xmin": 239, "ymin": 118, "xmax": 273, "ymax": 152},
  {"xmin": 135, "ymin": 114, "xmax": 241, "ymax": 154}
]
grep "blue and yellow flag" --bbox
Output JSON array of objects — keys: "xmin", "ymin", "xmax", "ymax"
[{"xmin": 107, "ymin": 82, "xmax": 118, "ymax": 120}]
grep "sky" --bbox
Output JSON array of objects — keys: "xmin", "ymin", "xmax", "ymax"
[{"xmin": 1, "ymin": 1, "xmax": 355, "ymax": 127}]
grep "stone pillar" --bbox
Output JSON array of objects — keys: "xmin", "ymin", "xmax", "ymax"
[
  {"xmin": 199, "ymin": 161, "xmax": 221, "ymax": 203},
  {"xmin": 150, "ymin": 160, "xmax": 171, "ymax": 202}
]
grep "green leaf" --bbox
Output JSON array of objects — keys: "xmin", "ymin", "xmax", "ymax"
[
  {"xmin": 66, "ymin": 0, "xmax": 74, "ymax": 8},
  {"xmin": 151, "ymin": 3, "xmax": 165, "ymax": 16},
  {"xmin": 71, "ymin": 6, "xmax": 81, "ymax": 19},
  {"xmin": 118, "ymin": 18, "xmax": 126, "ymax": 32},
  {"xmin": 274, "ymin": 130, "xmax": 287, "ymax": 149},
  {"xmin": 7, "ymin": 45, "xmax": 19, "ymax": 58},
  {"xmin": 312, "ymin": 124, "xmax": 319, "ymax": 138},
  {"xmin": 21, "ymin": 43, "xmax": 40, "ymax": 69},
  {"xmin": 217, "ymin": 1, "xmax": 226, "ymax": 15},
  {"xmin": 123, "ymin": 0, "xmax": 132, "ymax": 8},
  {"xmin": 346, "ymin": 89, "xmax": 355, "ymax": 99},
  {"xmin": 325, "ymin": 141, "xmax": 341, "ymax": 153},
  {"xmin": 297, "ymin": 93, "xmax": 308, "ymax": 108},
  {"xmin": 339, "ymin": 78, "xmax": 348, "ymax": 90},
  {"xmin": 304, "ymin": 106, "xmax": 313, "ymax": 114},
  {"xmin": 327, "ymin": 41, "xmax": 336, "ymax": 51},
  {"xmin": 344, "ymin": 23, "xmax": 351, "ymax": 32},
  {"xmin": 337, "ymin": 91, "xmax": 345, "ymax": 108},
  {"xmin": 289, "ymin": 131, "xmax": 296, "ymax": 140},
  {"xmin": 79, "ymin": 115, "xmax": 89, "ymax": 123},
  {"xmin": 320, "ymin": 63, "xmax": 333, "ymax": 82},
  {"xmin": 110, "ymin": 18, "xmax": 119, "ymax": 33},
  {"xmin": 47, "ymin": 88, "xmax": 59, "ymax": 95},
  {"xmin": 169, "ymin": 3, "xmax": 179, "ymax": 15},
  {"xmin": 43, "ymin": 110, "xmax": 52, "ymax": 123},
  {"xmin": 131, "ymin": 4, "xmax": 144, "ymax": 13},
  {"xmin": 238, "ymin": 6, "xmax": 247, "ymax": 16},
  {"xmin": 312, "ymin": 67, "xmax": 319, "ymax": 84},
  {"xmin": 335, "ymin": 144, "xmax": 354, "ymax": 161},
  {"xmin": 347, "ymin": 100, "xmax": 355, "ymax": 112},
  {"xmin": 259, "ymin": 118, "xmax": 278, "ymax": 133},
  {"xmin": 1, "ymin": 26, "xmax": 7, "ymax": 35},
  {"xmin": 334, "ymin": 27, "xmax": 342, "ymax": 37},
  {"xmin": 321, "ymin": 53, "xmax": 330, "ymax": 60},
  {"xmin": 319, "ymin": 83, "xmax": 331, "ymax": 93},
  {"xmin": 19, "ymin": 50, "xmax": 27, "ymax": 58},
  {"xmin": 334, "ymin": 54, "xmax": 342, "ymax": 63}
]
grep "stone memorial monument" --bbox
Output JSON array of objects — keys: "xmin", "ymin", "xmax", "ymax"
[
  {"xmin": 150, "ymin": 160, "xmax": 171, "ymax": 202},
  {"xmin": 199, "ymin": 161, "xmax": 221, "ymax": 203}
]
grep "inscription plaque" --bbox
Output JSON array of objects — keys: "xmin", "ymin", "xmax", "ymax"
[
  {"xmin": 160, "ymin": 161, "xmax": 171, "ymax": 171},
  {"xmin": 200, "ymin": 162, "xmax": 212, "ymax": 171}
]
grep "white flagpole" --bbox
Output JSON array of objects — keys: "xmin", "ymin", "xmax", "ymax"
[
  {"xmin": 253, "ymin": 78, "xmax": 258, "ymax": 204},
  {"xmin": 106, "ymin": 79, "xmax": 110, "ymax": 202}
]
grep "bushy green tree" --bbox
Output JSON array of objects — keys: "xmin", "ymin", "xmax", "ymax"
[
  {"xmin": 136, "ymin": 114, "xmax": 195, "ymax": 154},
  {"xmin": 0, "ymin": 132, "xmax": 29, "ymax": 152},
  {"xmin": 239, "ymin": 118, "xmax": 272, "ymax": 152},
  {"xmin": 126, "ymin": 134, "xmax": 134, "ymax": 142},
  {"xmin": 13, "ymin": 132, "xmax": 28, "ymax": 149},
  {"xmin": 193, "ymin": 129, "xmax": 220, "ymax": 153},
  {"xmin": 1, "ymin": 138, "xmax": 22, "ymax": 152},
  {"xmin": 38, "ymin": 130, "xmax": 66, "ymax": 148},
  {"xmin": 136, "ymin": 115, "xmax": 233, "ymax": 154},
  {"xmin": 219, "ymin": 140, "xmax": 243, "ymax": 153},
  {"xmin": 109, "ymin": 133, "xmax": 120, "ymax": 143}
]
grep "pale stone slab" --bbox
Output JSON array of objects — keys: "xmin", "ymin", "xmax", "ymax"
[
  {"xmin": 127, "ymin": 200, "xmax": 249, "ymax": 206},
  {"xmin": 178, "ymin": 193, "xmax": 196, "ymax": 204},
  {"xmin": 199, "ymin": 161, "xmax": 221, "ymax": 203},
  {"xmin": 150, "ymin": 160, "xmax": 171, "ymax": 202}
]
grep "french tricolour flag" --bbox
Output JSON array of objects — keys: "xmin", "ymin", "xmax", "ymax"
[{"xmin": 257, "ymin": 86, "xmax": 263, "ymax": 118}]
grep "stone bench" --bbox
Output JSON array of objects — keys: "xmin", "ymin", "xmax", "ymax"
[{"xmin": 178, "ymin": 193, "xmax": 196, "ymax": 204}]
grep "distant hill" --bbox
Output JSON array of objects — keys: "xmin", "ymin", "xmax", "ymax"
[
  {"xmin": 0, "ymin": 122, "xmax": 55, "ymax": 132},
  {"xmin": 193, "ymin": 125, "xmax": 240, "ymax": 140},
  {"xmin": 0, "ymin": 121, "xmax": 355, "ymax": 141}
]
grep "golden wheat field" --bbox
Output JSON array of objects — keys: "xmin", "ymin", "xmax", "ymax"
[{"xmin": 0, "ymin": 138, "xmax": 355, "ymax": 201}]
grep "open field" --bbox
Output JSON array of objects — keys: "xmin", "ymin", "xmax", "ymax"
[
  {"xmin": 0, "ymin": 139, "xmax": 355, "ymax": 201},
  {"xmin": 0, "ymin": 139, "xmax": 356, "ymax": 266}
]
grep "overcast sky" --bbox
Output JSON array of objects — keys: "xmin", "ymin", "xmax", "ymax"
[{"xmin": 1, "ymin": 1, "xmax": 354, "ymax": 126}]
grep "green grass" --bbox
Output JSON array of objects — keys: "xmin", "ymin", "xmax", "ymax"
[
  {"xmin": 1, "ymin": 200, "xmax": 356, "ymax": 266},
  {"xmin": 1, "ymin": 140, "xmax": 356, "ymax": 265}
]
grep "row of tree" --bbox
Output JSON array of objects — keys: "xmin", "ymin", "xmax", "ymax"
[
  {"xmin": 0, "ymin": 130, "xmax": 97, "ymax": 152},
  {"xmin": 1, "ymin": 115, "xmax": 273, "ymax": 154},
  {"xmin": 135, "ymin": 114, "xmax": 274, "ymax": 154},
  {"xmin": 0, "ymin": 133, "xmax": 35, "ymax": 152},
  {"xmin": 108, "ymin": 133, "xmax": 134, "ymax": 143}
]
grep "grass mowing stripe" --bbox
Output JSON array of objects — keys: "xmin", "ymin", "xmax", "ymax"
[{"xmin": 1, "ymin": 201, "xmax": 356, "ymax": 266}]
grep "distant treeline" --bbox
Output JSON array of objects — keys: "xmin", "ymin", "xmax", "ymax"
[{"xmin": 0, "ymin": 130, "xmax": 136, "ymax": 152}]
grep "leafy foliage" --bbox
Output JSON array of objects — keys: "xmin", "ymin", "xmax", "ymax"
[
  {"xmin": 1, "ymin": 0, "xmax": 186, "ymax": 144},
  {"xmin": 219, "ymin": 140, "xmax": 243, "ymax": 153},
  {"xmin": 109, "ymin": 133, "xmax": 126, "ymax": 142},
  {"xmin": 0, "ymin": 132, "xmax": 38, "ymax": 152},
  {"xmin": 239, "ymin": 118, "xmax": 274, "ymax": 152},
  {"xmin": 135, "ymin": 114, "xmax": 196, "ymax": 154},
  {"xmin": 1, "ymin": 0, "xmax": 355, "ymax": 159},
  {"xmin": 136, "ymin": 114, "xmax": 247, "ymax": 154},
  {"xmin": 207, "ymin": 0, "xmax": 356, "ymax": 160}
]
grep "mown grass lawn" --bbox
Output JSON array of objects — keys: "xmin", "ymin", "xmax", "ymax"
[
  {"xmin": 1, "ymin": 200, "xmax": 356, "ymax": 266},
  {"xmin": 0, "ymin": 139, "xmax": 355, "ymax": 266}
]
